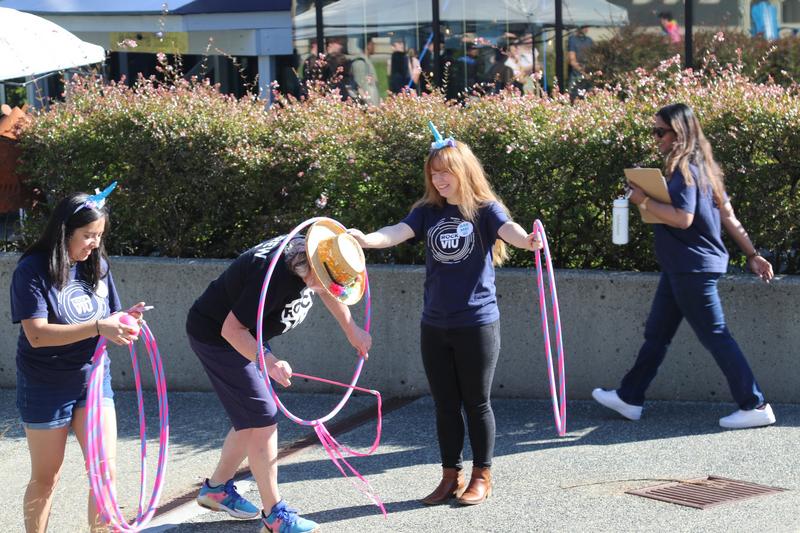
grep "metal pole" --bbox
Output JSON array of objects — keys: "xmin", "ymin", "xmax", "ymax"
[
  {"xmin": 542, "ymin": 31, "xmax": 548, "ymax": 92},
  {"xmin": 315, "ymin": 0, "xmax": 324, "ymax": 60},
  {"xmin": 555, "ymin": 0, "xmax": 563, "ymax": 92},
  {"xmin": 684, "ymin": 0, "xmax": 693, "ymax": 69},
  {"xmin": 257, "ymin": 55, "xmax": 274, "ymax": 105},
  {"xmin": 432, "ymin": 0, "xmax": 442, "ymax": 86},
  {"xmin": 26, "ymin": 78, "xmax": 36, "ymax": 109}
]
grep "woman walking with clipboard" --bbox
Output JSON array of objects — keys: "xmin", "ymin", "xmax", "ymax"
[{"xmin": 593, "ymin": 103, "xmax": 777, "ymax": 429}]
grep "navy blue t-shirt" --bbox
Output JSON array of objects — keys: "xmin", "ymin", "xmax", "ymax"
[
  {"xmin": 653, "ymin": 165, "xmax": 729, "ymax": 273},
  {"xmin": 402, "ymin": 202, "xmax": 509, "ymax": 328},
  {"xmin": 567, "ymin": 34, "xmax": 593, "ymax": 72},
  {"xmin": 11, "ymin": 252, "xmax": 121, "ymax": 384},
  {"xmin": 186, "ymin": 235, "xmax": 314, "ymax": 349}
]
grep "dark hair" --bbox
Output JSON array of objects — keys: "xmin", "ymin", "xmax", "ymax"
[
  {"xmin": 283, "ymin": 235, "xmax": 309, "ymax": 278},
  {"xmin": 655, "ymin": 103, "xmax": 726, "ymax": 206},
  {"xmin": 21, "ymin": 193, "xmax": 111, "ymax": 290},
  {"xmin": 658, "ymin": 11, "xmax": 673, "ymax": 20},
  {"xmin": 327, "ymin": 36, "xmax": 346, "ymax": 48}
]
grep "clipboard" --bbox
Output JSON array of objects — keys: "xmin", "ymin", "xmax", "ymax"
[{"xmin": 624, "ymin": 168, "xmax": 671, "ymax": 223}]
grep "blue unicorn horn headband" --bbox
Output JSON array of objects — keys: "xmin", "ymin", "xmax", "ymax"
[
  {"xmin": 428, "ymin": 121, "xmax": 456, "ymax": 151},
  {"xmin": 73, "ymin": 181, "xmax": 117, "ymax": 214}
]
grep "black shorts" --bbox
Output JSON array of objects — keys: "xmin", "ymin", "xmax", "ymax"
[{"xmin": 187, "ymin": 333, "xmax": 278, "ymax": 431}]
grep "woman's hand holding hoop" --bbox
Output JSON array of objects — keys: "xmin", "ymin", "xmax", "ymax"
[
  {"xmin": 266, "ymin": 354, "xmax": 293, "ymax": 387},
  {"xmin": 347, "ymin": 326, "xmax": 372, "ymax": 359},
  {"xmin": 99, "ymin": 313, "xmax": 139, "ymax": 345},
  {"xmin": 125, "ymin": 301, "xmax": 147, "ymax": 320},
  {"xmin": 526, "ymin": 232, "xmax": 544, "ymax": 252}
]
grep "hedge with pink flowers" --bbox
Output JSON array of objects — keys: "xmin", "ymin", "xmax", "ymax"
[
  {"xmin": 15, "ymin": 58, "xmax": 800, "ymax": 274},
  {"xmin": 588, "ymin": 27, "xmax": 800, "ymax": 88}
]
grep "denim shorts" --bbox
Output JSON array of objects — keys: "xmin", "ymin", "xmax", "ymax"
[{"xmin": 17, "ymin": 367, "xmax": 115, "ymax": 430}]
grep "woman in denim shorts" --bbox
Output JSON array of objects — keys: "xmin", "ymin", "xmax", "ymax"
[{"xmin": 11, "ymin": 188, "xmax": 143, "ymax": 532}]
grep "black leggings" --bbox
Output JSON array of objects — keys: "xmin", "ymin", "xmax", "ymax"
[{"xmin": 420, "ymin": 320, "xmax": 501, "ymax": 469}]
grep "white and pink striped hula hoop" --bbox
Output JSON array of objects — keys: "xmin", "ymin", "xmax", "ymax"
[
  {"xmin": 85, "ymin": 322, "xmax": 169, "ymax": 532},
  {"xmin": 255, "ymin": 217, "xmax": 385, "ymax": 516},
  {"xmin": 533, "ymin": 219, "xmax": 567, "ymax": 436}
]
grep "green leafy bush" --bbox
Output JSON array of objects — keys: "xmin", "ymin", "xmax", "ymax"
[
  {"xmin": 586, "ymin": 26, "xmax": 800, "ymax": 88},
  {"xmin": 15, "ymin": 61, "xmax": 800, "ymax": 273}
]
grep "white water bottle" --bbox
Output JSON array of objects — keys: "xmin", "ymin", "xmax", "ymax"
[{"xmin": 612, "ymin": 197, "xmax": 629, "ymax": 245}]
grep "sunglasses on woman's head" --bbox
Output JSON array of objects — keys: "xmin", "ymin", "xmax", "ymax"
[{"xmin": 651, "ymin": 127, "xmax": 674, "ymax": 138}]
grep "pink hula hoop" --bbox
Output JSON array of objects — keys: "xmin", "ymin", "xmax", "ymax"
[
  {"xmin": 85, "ymin": 322, "xmax": 170, "ymax": 532},
  {"xmin": 533, "ymin": 220, "xmax": 567, "ymax": 436},
  {"xmin": 256, "ymin": 217, "xmax": 385, "ymax": 516}
]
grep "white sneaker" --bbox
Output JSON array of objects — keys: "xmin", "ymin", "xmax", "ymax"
[
  {"xmin": 719, "ymin": 404, "xmax": 776, "ymax": 429},
  {"xmin": 592, "ymin": 388, "xmax": 642, "ymax": 421}
]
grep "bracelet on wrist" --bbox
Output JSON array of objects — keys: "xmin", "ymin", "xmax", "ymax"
[
  {"xmin": 746, "ymin": 251, "xmax": 760, "ymax": 261},
  {"xmin": 639, "ymin": 196, "xmax": 650, "ymax": 211},
  {"xmin": 258, "ymin": 345, "xmax": 272, "ymax": 358}
]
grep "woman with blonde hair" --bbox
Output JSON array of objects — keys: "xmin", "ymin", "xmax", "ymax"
[
  {"xmin": 349, "ymin": 123, "xmax": 542, "ymax": 506},
  {"xmin": 593, "ymin": 103, "xmax": 776, "ymax": 429}
]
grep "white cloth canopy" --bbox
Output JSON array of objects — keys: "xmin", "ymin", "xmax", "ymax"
[
  {"xmin": 294, "ymin": 0, "xmax": 628, "ymax": 39},
  {"xmin": 0, "ymin": 7, "xmax": 106, "ymax": 81},
  {"xmin": 500, "ymin": 0, "xmax": 628, "ymax": 27}
]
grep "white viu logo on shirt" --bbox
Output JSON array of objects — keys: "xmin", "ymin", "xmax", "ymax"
[
  {"xmin": 428, "ymin": 217, "xmax": 475, "ymax": 264},
  {"xmin": 439, "ymin": 232, "xmax": 460, "ymax": 249},
  {"xmin": 57, "ymin": 280, "xmax": 107, "ymax": 324},
  {"xmin": 71, "ymin": 294, "xmax": 93, "ymax": 314}
]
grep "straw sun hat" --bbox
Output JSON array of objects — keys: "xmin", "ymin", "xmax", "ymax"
[{"xmin": 306, "ymin": 220, "xmax": 366, "ymax": 306}]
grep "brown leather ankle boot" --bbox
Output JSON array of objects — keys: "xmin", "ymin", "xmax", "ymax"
[
  {"xmin": 420, "ymin": 467, "xmax": 466, "ymax": 505},
  {"xmin": 457, "ymin": 466, "xmax": 492, "ymax": 505}
]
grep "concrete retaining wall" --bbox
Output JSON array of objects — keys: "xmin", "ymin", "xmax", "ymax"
[{"xmin": 2, "ymin": 252, "xmax": 798, "ymax": 403}]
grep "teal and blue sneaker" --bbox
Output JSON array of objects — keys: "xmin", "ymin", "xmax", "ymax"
[
  {"xmin": 260, "ymin": 500, "xmax": 319, "ymax": 533},
  {"xmin": 196, "ymin": 478, "xmax": 259, "ymax": 519}
]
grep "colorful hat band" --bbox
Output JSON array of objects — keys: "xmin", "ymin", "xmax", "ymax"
[{"xmin": 317, "ymin": 238, "xmax": 361, "ymax": 287}]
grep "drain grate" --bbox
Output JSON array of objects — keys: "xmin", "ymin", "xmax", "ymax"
[{"xmin": 627, "ymin": 476, "xmax": 786, "ymax": 509}]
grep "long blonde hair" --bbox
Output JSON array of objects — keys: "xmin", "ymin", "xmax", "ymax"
[
  {"xmin": 414, "ymin": 141, "xmax": 510, "ymax": 265},
  {"xmin": 657, "ymin": 103, "xmax": 726, "ymax": 206}
]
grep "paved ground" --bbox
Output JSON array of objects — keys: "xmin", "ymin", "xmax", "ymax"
[{"xmin": 1, "ymin": 388, "xmax": 798, "ymax": 533}]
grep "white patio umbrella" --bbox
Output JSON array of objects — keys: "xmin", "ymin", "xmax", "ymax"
[
  {"xmin": 0, "ymin": 7, "xmax": 106, "ymax": 81},
  {"xmin": 294, "ymin": 0, "xmax": 628, "ymax": 39}
]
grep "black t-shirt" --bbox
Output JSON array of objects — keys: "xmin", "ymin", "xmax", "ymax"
[
  {"xmin": 186, "ymin": 236, "xmax": 313, "ymax": 348},
  {"xmin": 389, "ymin": 51, "xmax": 411, "ymax": 93}
]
